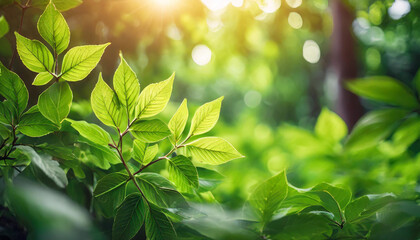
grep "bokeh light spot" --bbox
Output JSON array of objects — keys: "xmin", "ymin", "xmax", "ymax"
[
  {"xmin": 366, "ymin": 47, "xmax": 381, "ymax": 70},
  {"xmin": 201, "ymin": 0, "xmax": 230, "ymax": 11},
  {"xmin": 286, "ymin": 0, "xmax": 302, "ymax": 8},
  {"xmin": 244, "ymin": 90, "xmax": 262, "ymax": 108},
  {"xmin": 288, "ymin": 12, "xmax": 303, "ymax": 29},
  {"xmin": 231, "ymin": 0, "xmax": 243, "ymax": 7},
  {"xmin": 388, "ymin": 0, "xmax": 411, "ymax": 20},
  {"xmin": 257, "ymin": 0, "xmax": 281, "ymax": 13},
  {"xmin": 192, "ymin": 44, "xmax": 212, "ymax": 66},
  {"xmin": 302, "ymin": 40, "xmax": 321, "ymax": 63}
]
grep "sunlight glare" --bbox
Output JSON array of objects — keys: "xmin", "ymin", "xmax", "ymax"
[
  {"xmin": 201, "ymin": 0, "xmax": 231, "ymax": 11},
  {"xmin": 388, "ymin": 0, "xmax": 411, "ymax": 20},
  {"xmin": 153, "ymin": 0, "xmax": 178, "ymax": 8},
  {"xmin": 303, "ymin": 40, "xmax": 321, "ymax": 64},
  {"xmin": 257, "ymin": 0, "xmax": 281, "ymax": 13},
  {"xmin": 192, "ymin": 44, "xmax": 212, "ymax": 66}
]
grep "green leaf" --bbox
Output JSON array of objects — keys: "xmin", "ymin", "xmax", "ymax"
[
  {"xmin": 18, "ymin": 146, "xmax": 68, "ymax": 188},
  {"xmin": 0, "ymin": 15, "xmax": 9, "ymax": 38},
  {"xmin": 197, "ymin": 167, "xmax": 224, "ymax": 192},
  {"xmin": 136, "ymin": 73, "xmax": 174, "ymax": 119},
  {"xmin": 94, "ymin": 173, "xmax": 128, "ymax": 218},
  {"xmin": 345, "ymin": 196, "xmax": 369, "ymax": 223},
  {"xmin": 113, "ymin": 53, "xmax": 140, "ymax": 120},
  {"xmin": 413, "ymin": 68, "xmax": 420, "ymax": 95},
  {"xmin": 130, "ymin": 119, "xmax": 171, "ymax": 143},
  {"xmin": 18, "ymin": 105, "xmax": 59, "ymax": 137},
  {"xmin": 186, "ymin": 137, "xmax": 243, "ymax": 165},
  {"xmin": 112, "ymin": 193, "xmax": 146, "ymax": 240},
  {"xmin": 249, "ymin": 171, "xmax": 288, "ymax": 223},
  {"xmin": 0, "ymin": 100, "xmax": 14, "ymax": 125},
  {"xmin": 315, "ymin": 108, "xmax": 347, "ymax": 142},
  {"xmin": 145, "ymin": 205, "xmax": 176, "ymax": 240},
  {"xmin": 91, "ymin": 73, "xmax": 124, "ymax": 128},
  {"xmin": 265, "ymin": 213, "xmax": 332, "ymax": 239},
  {"xmin": 167, "ymin": 155, "xmax": 198, "ymax": 192},
  {"xmin": 136, "ymin": 173, "xmax": 180, "ymax": 208},
  {"xmin": 37, "ymin": 2, "xmax": 70, "ymax": 54},
  {"xmin": 345, "ymin": 108, "xmax": 408, "ymax": 152},
  {"xmin": 38, "ymin": 82, "xmax": 73, "ymax": 125},
  {"xmin": 133, "ymin": 141, "xmax": 158, "ymax": 165},
  {"xmin": 188, "ymin": 97, "xmax": 223, "ymax": 136},
  {"xmin": 33, "ymin": 71, "xmax": 54, "ymax": 86},
  {"xmin": 0, "ymin": 62, "xmax": 28, "ymax": 118},
  {"xmin": 311, "ymin": 183, "xmax": 351, "ymax": 210},
  {"xmin": 346, "ymin": 76, "xmax": 419, "ymax": 109},
  {"xmin": 168, "ymin": 99, "xmax": 188, "ymax": 143},
  {"xmin": 67, "ymin": 119, "xmax": 110, "ymax": 145},
  {"xmin": 31, "ymin": 0, "xmax": 83, "ymax": 11},
  {"xmin": 94, "ymin": 172, "xmax": 129, "ymax": 197},
  {"xmin": 60, "ymin": 43, "xmax": 110, "ymax": 82},
  {"xmin": 15, "ymin": 32, "xmax": 54, "ymax": 73}
]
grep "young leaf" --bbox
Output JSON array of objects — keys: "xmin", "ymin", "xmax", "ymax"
[
  {"xmin": 143, "ymin": 144, "xmax": 158, "ymax": 165},
  {"xmin": 249, "ymin": 171, "xmax": 288, "ymax": 224},
  {"xmin": 91, "ymin": 73, "xmax": 124, "ymax": 128},
  {"xmin": 186, "ymin": 137, "xmax": 243, "ymax": 165},
  {"xmin": 112, "ymin": 193, "xmax": 146, "ymax": 240},
  {"xmin": 346, "ymin": 76, "xmax": 419, "ymax": 109},
  {"xmin": 168, "ymin": 99, "xmax": 188, "ymax": 143},
  {"xmin": 315, "ymin": 108, "xmax": 347, "ymax": 142},
  {"xmin": 188, "ymin": 97, "xmax": 223, "ymax": 136},
  {"xmin": 145, "ymin": 205, "xmax": 176, "ymax": 240},
  {"xmin": 133, "ymin": 139, "xmax": 146, "ymax": 163},
  {"xmin": 94, "ymin": 173, "xmax": 128, "ymax": 218},
  {"xmin": 31, "ymin": 0, "xmax": 83, "ymax": 11},
  {"xmin": 60, "ymin": 43, "xmax": 110, "ymax": 82},
  {"xmin": 37, "ymin": 1, "xmax": 70, "ymax": 55},
  {"xmin": 136, "ymin": 73, "xmax": 174, "ymax": 119},
  {"xmin": 67, "ymin": 119, "xmax": 110, "ymax": 146},
  {"xmin": 38, "ymin": 82, "xmax": 73, "ymax": 125},
  {"xmin": 113, "ymin": 53, "xmax": 140, "ymax": 119},
  {"xmin": 15, "ymin": 32, "xmax": 54, "ymax": 73},
  {"xmin": 0, "ymin": 62, "xmax": 28, "ymax": 117},
  {"xmin": 18, "ymin": 105, "xmax": 59, "ymax": 137},
  {"xmin": 33, "ymin": 72, "xmax": 53, "ymax": 86},
  {"xmin": 0, "ymin": 15, "xmax": 9, "ymax": 38},
  {"xmin": 167, "ymin": 155, "xmax": 198, "ymax": 192},
  {"xmin": 130, "ymin": 119, "xmax": 171, "ymax": 143}
]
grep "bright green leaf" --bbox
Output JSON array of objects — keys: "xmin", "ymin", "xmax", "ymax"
[
  {"xmin": 167, "ymin": 155, "xmax": 198, "ymax": 192},
  {"xmin": 91, "ymin": 73, "xmax": 124, "ymax": 128},
  {"xmin": 60, "ymin": 43, "xmax": 110, "ymax": 82},
  {"xmin": 0, "ymin": 100, "xmax": 14, "ymax": 125},
  {"xmin": 33, "ymin": 71, "xmax": 54, "ymax": 86},
  {"xmin": 347, "ymin": 76, "xmax": 419, "ymax": 109},
  {"xmin": 15, "ymin": 32, "xmax": 54, "ymax": 73},
  {"xmin": 38, "ymin": 82, "xmax": 73, "ymax": 125},
  {"xmin": 188, "ymin": 97, "xmax": 223, "ymax": 136},
  {"xmin": 143, "ymin": 144, "xmax": 158, "ymax": 165},
  {"xmin": 67, "ymin": 119, "xmax": 110, "ymax": 145},
  {"xmin": 18, "ymin": 105, "xmax": 59, "ymax": 137},
  {"xmin": 130, "ymin": 119, "xmax": 170, "ymax": 143},
  {"xmin": 113, "ymin": 53, "xmax": 140, "ymax": 120},
  {"xmin": 37, "ymin": 2, "xmax": 70, "ymax": 54},
  {"xmin": 133, "ymin": 139, "xmax": 146, "ymax": 163},
  {"xmin": 136, "ymin": 173, "xmax": 180, "ymax": 208},
  {"xmin": 112, "ymin": 193, "xmax": 146, "ymax": 240},
  {"xmin": 136, "ymin": 73, "xmax": 174, "ymax": 119},
  {"xmin": 31, "ymin": 0, "xmax": 83, "ymax": 11},
  {"xmin": 168, "ymin": 99, "xmax": 188, "ymax": 143},
  {"xmin": 0, "ymin": 15, "xmax": 9, "ymax": 38},
  {"xmin": 186, "ymin": 137, "xmax": 243, "ymax": 165},
  {"xmin": 249, "ymin": 171, "xmax": 288, "ymax": 224},
  {"xmin": 315, "ymin": 108, "xmax": 347, "ymax": 142}
]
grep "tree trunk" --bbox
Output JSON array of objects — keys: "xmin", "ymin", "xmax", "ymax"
[{"xmin": 330, "ymin": 0, "xmax": 364, "ymax": 130}]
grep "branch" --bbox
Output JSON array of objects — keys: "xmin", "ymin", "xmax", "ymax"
[{"xmin": 9, "ymin": 2, "xmax": 30, "ymax": 69}]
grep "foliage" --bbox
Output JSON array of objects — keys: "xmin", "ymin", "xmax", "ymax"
[{"xmin": 1, "ymin": 0, "xmax": 420, "ymax": 240}]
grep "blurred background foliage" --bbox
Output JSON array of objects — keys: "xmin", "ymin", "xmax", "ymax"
[{"xmin": 2, "ymin": 0, "xmax": 420, "ymax": 214}]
